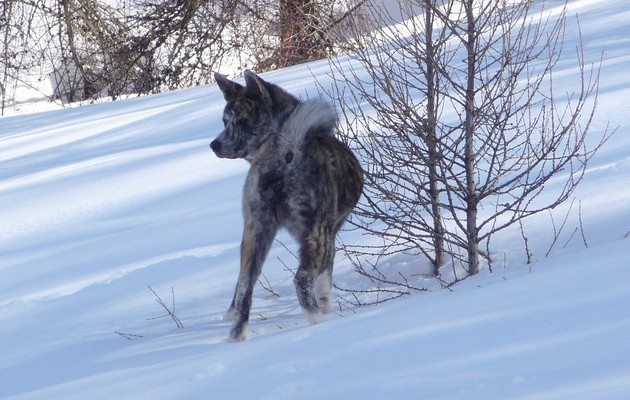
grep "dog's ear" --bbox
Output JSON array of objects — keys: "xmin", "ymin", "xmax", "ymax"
[
  {"xmin": 214, "ymin": 72, "xmax": 242, "ymax": 101},
  {"xmin": 243, "ymin": 70, "xmax": 271, "ymax": 105}
]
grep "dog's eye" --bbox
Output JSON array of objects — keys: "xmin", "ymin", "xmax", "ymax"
[
  {"xmin": 223, "ymin": 115, "xmax": 238, "ymax": 127},
  {"xmin": 235, "ymin": 117, "xmax": 251, "ymax": 130}
]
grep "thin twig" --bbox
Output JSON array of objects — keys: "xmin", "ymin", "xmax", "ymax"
[
  {"xmin": 562, "ymin": 227, "xmax": 579, "ymax": 249},
  {"xmin": 275, "ymin": 239, "xmax": 299, "ymax": 261},
  {"xmin": 578, "ymin": 200, "xmax": 588, "ymax": 248},
  {"xmin": 519, "ymin": 219, "xmax": 532, "ymax": 265},
  {"xmin": 275, "ymin": 239, "xmax": 297, "ymax": 276},
  {"xmin": 277, "ymin": 256, "xmax": 296, "ymax": 276},
  {"xmin": 146, "ymin": 286, "xmax": 184, "ymax": 329},
  {"xmin": 546, "ymin": 198, "xmax": 576, "ymax": 257},
  {"xmin": 258, "ymin": 272, "xmax": 280, "ymax": 297},
  {"xmin": 115, "ymin": 331, "xmax": 144, "ymax": 340}
]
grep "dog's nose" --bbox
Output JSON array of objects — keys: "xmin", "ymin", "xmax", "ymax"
[{"xmin": 210, "ymin": 139, "xmax": 221, "ymax": 154}]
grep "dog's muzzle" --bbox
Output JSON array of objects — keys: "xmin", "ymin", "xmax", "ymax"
[
  {"xmin": 210, "ymin": 138, "xmax": 242, "ymax": 159},
  {"xmin": 210, "ymin": 139, "xmax": 222, "ymax": 155}
]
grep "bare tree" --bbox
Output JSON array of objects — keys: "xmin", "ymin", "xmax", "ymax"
[
  {"xmin": 1, "ymin": 0, "xmax": 239, "ymax": 106},
  {"xmin": 1, "ymin": 0, "xmax": 51, "ymax": 113},
  {"xmin": 1, "ymin": 0, "xmax": 364, "ymax": 109},
  {"xmin": 130, "ymin": 0, "xmax": 237, "ymax": 92},
  {"xmin": 327, "ymin": 0, "xmax": 450, "ymax": 276},
  {"xmin": 53, "ymin": 0, "xmax": 237, "ymax": 99},
  {"xmin": 1, "ymin": 0, "xmax": 15, "ymax": 114},
  {"xmin": 238, "ymin": 0, "xmax": 364, "ymax": 71},
  {"xmin": 277, "ymin": 0, "xmax": 331, "ymax": 68},
  {"xmin": 329, "ymin": 0, "xmax": 611, "ymax": 280},
  {"xmin": 434, "ymin": 0, "xmax": 610, "ymax": 275}
]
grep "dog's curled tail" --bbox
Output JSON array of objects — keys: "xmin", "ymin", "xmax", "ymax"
[{"xmin": 279, "ymin": 99, "xmax": 337, "ymax": 162}]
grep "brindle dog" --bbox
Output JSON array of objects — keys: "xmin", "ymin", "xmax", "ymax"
[{"xmin": 210, "ymin": 70, "xmax": 363, "ymax": 341}]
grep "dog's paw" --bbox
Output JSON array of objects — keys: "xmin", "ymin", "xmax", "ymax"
[
  {"xmin": 317, "ymin": 296, "xmax": 332, "ymax": 314},
  {"xmin": 306, "ymin": 311, "xmax": 326, "ymax": 325},
  {"xmin": 227, "ymin": 322, "xmax": 248, "ymax": 342}
]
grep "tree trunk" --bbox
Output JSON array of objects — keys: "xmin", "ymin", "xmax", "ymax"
[
  {"xmin": 464, "ymin": 0, "xmax": 479, "ymax": 275},
  {"xmin": 423, "ymin": 0, "xmax": 445, "ymax": 274},
  {"xmin": 278, "ymin": 0, "xmax": 331, "ymax": 67}
]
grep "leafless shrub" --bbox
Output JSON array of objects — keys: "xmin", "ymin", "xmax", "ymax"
[{"xmin": 326, "ymin": 0, "xmax": 613, "ymax": 284}]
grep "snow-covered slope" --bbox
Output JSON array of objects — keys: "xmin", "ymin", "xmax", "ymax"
[{"xmin": 1, "ymin": 0, "xmax": 629, "ymax": 398}]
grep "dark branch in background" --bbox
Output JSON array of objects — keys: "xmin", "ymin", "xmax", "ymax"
[{"xmin": 0, "ymin": 0, "xmax": 364, "ymax": 108}]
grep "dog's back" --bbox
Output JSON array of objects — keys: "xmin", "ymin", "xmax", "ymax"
[{"xmin": 277, "ymin": 100, "xmax": 363, "ymax": 231}]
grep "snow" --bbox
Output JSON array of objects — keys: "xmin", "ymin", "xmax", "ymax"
[{"xmin": 1, "ymin": 0, "xmax": 629, "ymax": 398}]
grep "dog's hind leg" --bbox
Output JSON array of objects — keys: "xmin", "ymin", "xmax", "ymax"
[
  {"xmin": 295, "ymin": 228, "xmax": 335, "ymax": 324},
  {"xmin": 227, "ymin": 222, "xmax": 277, "ymax": 341},
  {"xmin": 314, "ymin": 267, "xmax": 333, "ymax": 314},
  {"xmin": 314, "ymin": 217, "xmax": 349, "ymax": 314}
]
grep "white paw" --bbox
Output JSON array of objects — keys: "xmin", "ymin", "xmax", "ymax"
[
  {"xmin": 318, "ymin": 296, "xmax": 332, "ymax": 314},
  {"xmin": 306, "ymin": 311, "xmax": 326, "ymax": 324}
]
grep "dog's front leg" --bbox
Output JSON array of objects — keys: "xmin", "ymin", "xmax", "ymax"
[{"xmin": 227, "ymin": 221, "xmax": 277, "ymax": 342}]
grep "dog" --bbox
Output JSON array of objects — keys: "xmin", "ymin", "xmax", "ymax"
[{"xmin": 210, "ymin": 70, "xmax": 363, "ymax": 341}]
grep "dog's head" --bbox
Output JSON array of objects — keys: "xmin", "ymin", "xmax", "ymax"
[{"xmin": 210, "ymin": 70, "xmax": 298, "ymax": 161}]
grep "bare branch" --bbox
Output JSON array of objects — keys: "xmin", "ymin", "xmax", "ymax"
[{"xmin": 146, "ymin": 286, "xmax": 184, "ymax": 329}]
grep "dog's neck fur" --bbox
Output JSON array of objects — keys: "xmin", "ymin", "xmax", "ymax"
[
  {"xmin": 249, "ymin": 98, "xmax": 337, "ymax": 165},
  {"xmin": 246, "ymin": 76, "xmax": 337, "ymax": 164},
  {"xmin": 277, "ymin": 100, "xmax": 337, "ymax": 154}
]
